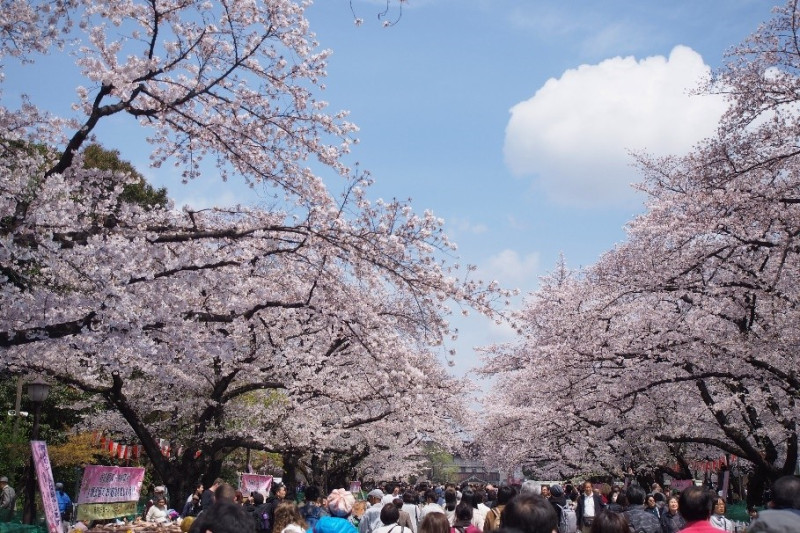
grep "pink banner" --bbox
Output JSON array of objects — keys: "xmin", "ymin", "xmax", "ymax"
[
  {"xmin": 31, "ymin": 441, "xmax": 62, "ymax": 533},
  {"xmin": 77, "ymin": 466, "xmax": 145, "ymax": 504},
  {"xmin": 670, "ymin": 479, "xmax": 695, "ymax": 492},
  {"xmin": 240, "ymin": 474, "xmax": 272, "ymax": 497}
]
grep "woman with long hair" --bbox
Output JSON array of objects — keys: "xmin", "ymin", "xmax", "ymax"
[
  {"xmin": 420, "ymin": 513, "xmax": 450, "ymax": 533},
  {"xmin": 272, "ymin": 501, "xmax": 308, "ymax": 533}
]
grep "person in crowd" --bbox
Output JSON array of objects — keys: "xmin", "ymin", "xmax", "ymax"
[
  {"xmin": 245, "ymin": 491, "xmax": 265, "ymax": 531},
  {"xmin": 374, "ymin": 503, "xmax": 414, "ymax": 533},
  {"xmin": 302, "ymin": 486, "xmax": 329, "ymax": 529},
  {"xmin": 604, "ymin": 491, "xmax": 624, "ymax": 515},
  {"xmin": 476, "ymin": 490, "xmax": 491, "ymax": 519},
  {"xmin": 182, "ymin": 493, "xmax": 202, "ymax": 518},
  {"xmin": 186, "ymin": 483, "xmax": 204, "ymax": 505},
  {"xmin": 154, "ymin": 485, "xmax": 170, "ymax": 508},
  {"xmin": 747, "ymin": 506, "xmax": 759, "ymax": 523},
  {"xmin": 420, "ymin": 513, "xmax": 451, "ymax": 533},
  {"xmin": 273, "ymin": 501, "xmax": 308, "ymax": 533},
  {"xmin": 146, "ymin": 497, "xmax": 170, "ymax": 523},
  {"xmin": 265, "ymin": 483, "xmax": 289, "ymax": 533},
  {"xmin": 401, "ymin": 491, "xmax": 421, "ymax": 531},
  {"xmin": 189, "ymin": 500, "xmax": 253, "ymax": 533},
  {"xmin": 623, "ymin": 485, "xmax": 660, "ymax": 533},
  {"xmin": 576, "ymin": 482, "xmax": 604, "ymax": 533},
  {"xmin": 747, "ymin": 475, "xmax": 800, "ymax": 533},
  {"xmin": 540, "ymin": 486, "xmax": 551, "ymax": 501},
  {"xmin": 420, "ymin": 490, "xmax": 445, "ymax": 523},
  {"xmin": 0, "ymin": 476, "xmax": 15, "ymax": 523},
  {"xmin": 678, "ymin": 487, "xmax": 718, "ymax": 533},
  {"xmin": 609, "ymin": 488, "xmax": 620, "ymax": 505},
  {"xmin": 55, "ymin": 482, "xmax": 73, "ymax": 527},
  {"xmin": 499, "ymin": 493, "xmax": 557, "ymax": 533},
  {"xmin": 659, "ymin": 495, "xmax": 685, "ymax": 533},
  {"xmin": 462, "ymin": 489, "xmax": 486, "ymax": 532},
  {"xmin": 450, "ymin": 502, "xmax": 480, "ymax": 533},
  {"xmin": 548, "ymin": 485, "xmax": 569, "ymax": 526},
  {"xmin": 309, "ymin": 490, "xmax": 359, "ymax": 533},
  {"xmin": 652, "ymin": 493, "xmax": 666, "ymax": 515},
  {"xmin": 484, "ymin": 486, "xmax": 497, "ymax": 510},
  {"xmin": 709, "ymin": 497, "xmax": 734, "ymax": 532},
  {"xmin": 644, "ymin": 495, "xmax": 660, "ymax": 519},
  {"xmin": 443, "ymin": 489, "xmax": 458, "ymax": 525},
  {"xmin": 394, "ymin": 498, "xmax": 416, "ymax": 532},
  {"xmin": 244, "ymin": 492, "xmax": 259, "ymax": 512},
  {"xmin": 589, "ymin": 510, "xmax": 631, "ymax": 533},
  {"xmin": 351, "ymin": 501, "xmax": 368, "ymax": 529},
  {"xmin": 233, "ymin": 490, "xmax": 245, "ymax": 506},
  {"xmin": 359, "ymin": 489, "xmax": 387, "ymax": 533},
  {"xmin": 201, "ymin": 478, "xmax": 225, "ymax": 510},
  {"xmin": 215, "ymin": 483, "xmax": 237, "ymax": 504},
  {"xmin": 484, "ymin": 486, "xmax": 515, "ymax": 532},
  {"xmin": 520, "ymin": 482, "xmax": 542, "ymax": 497}
]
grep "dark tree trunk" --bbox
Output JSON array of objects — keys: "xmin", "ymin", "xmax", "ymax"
[{"xmin": 746, "ymin": 466, "xmax": 769, "ymax": 507}]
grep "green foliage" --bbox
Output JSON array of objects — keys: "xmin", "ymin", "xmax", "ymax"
[
  {"xmin": 0, "ymin": 374, "xmax": 104, "ymax": 489},
  {"xmin": 82, "ymin": 144, "xmax": 168, "ymax": 209},
  {"xmin": 424, "ymin": 443, "xmax": 458, "ymax": 484}
]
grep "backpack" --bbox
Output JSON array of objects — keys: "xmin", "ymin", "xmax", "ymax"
[
  {"xmin": 556, "ymin": 504, "xmax": 577, "ymax": 533},
  {"xmin": 251, "ymin": 504, "xmax": 270, "ymax": 533}
]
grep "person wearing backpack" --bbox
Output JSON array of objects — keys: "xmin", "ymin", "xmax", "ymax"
[
  {"xmin": 549, "ymin": 486, "xmax": 577, "ymax": 533},
  {"xmin": 249, "ymin": 492, "xmax": 272, "ymax": 533},
  {"xmin": 483, "ymin": 486, "xmax": 515, "ymax": 532}
]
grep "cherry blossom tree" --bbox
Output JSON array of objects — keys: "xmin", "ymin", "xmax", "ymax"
[
  {"xmin": 476, "ymin": 1, "xmax": 800, "ymax": 502},
  {"xmin": 0, "ymin": 0, "xmax": 508, "ymax": 499}
]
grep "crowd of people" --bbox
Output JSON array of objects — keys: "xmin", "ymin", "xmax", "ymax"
[
  {"xmin": 3, "ymin": 472, "xmax": 798, "ymax": 533},
  {"xmin": 141, "ymin": 475, "xmax": 799, "ymax": 533}
]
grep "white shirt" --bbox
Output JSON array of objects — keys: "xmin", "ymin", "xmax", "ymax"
[
  {"xmin": 419, "ymin": 503, "xmax": 445, "ymax": 523},
  {"xmin": 401, "ymin": 503, "xmax": 420, "ymax": 532},
  {"xmin": 582, "ymin": 494, "xmax": 596, "ymax": 518},
  {"xmin": 710, "ymin": 514, "xmax": 735, "ymax": 532},
  {"xmin": 374, "ymin": 525, "xmax": 413, "ymax": 533},
  {"xmin": 146, "ymin": 505, "xmax": 169, "ymax": 523}
]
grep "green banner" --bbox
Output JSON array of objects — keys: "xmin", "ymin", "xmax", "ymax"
[{"xmin": 76, "ymin": 502, "xmax": 138, "ymax": 521}]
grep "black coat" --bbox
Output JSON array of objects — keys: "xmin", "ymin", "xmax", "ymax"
[{"xmin": 575, "ymin": 494, "xmax": 604, "ymax": 526}]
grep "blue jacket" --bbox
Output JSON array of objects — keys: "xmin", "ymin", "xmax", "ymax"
[
  {"xmin": 309, "ymin": 516, "xmax": 358, "ymax": 533},
  {"xmin": 56, "ymin": 490, "xmax": 72, "ymax": 514}
]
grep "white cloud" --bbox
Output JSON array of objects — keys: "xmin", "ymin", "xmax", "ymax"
[
  {"xmin": 481, "ymin": 249, "xmax": 541, "ymax": 291},
  {"xmin": 447, "ymin": 216, "xmax": 489, "ymax": 237},
  {"xmin": 503, "ymin": 45, "xmax": 729, "ymax": 207}
]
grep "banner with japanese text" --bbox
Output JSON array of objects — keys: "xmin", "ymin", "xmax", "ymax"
[
  {"xmin": 76, "ymin": 502, "xmax": 138, "ymax": 521},
  {"xmin": 31, "ymin": 440, "xmax": 62, "ymax": 533},
  {"xmin": 77, "ymin": 466, "xmax": 145, "ymax": 504},
  {"xmin": 239, "ymin": 474, "xmax": 272, "ymax": 497}
]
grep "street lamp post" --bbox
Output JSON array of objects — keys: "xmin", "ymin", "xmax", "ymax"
[{"xmin": 22, "ymin": 377, "xmax": 51, "ymax": 525}]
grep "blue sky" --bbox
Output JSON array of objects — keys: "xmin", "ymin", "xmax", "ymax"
[{"xmin": 3, "ymin": 0, "xmax": 775, "ymax": 384}]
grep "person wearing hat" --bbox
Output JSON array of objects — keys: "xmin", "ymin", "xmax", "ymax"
[
  {"xmin": 308, "ymin": 489, "xmax": 358, "ymax": 533},
  {"xmin": 56, "ymin": 482, "xmax": 73, "ymax": 529},
  {"xmin": 358, "ymin": 489, "xmax": 386, "ymax": 533},
  {"xmin": 0, "ymin": 476, "xmax": 16, "ymax": 522}
]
